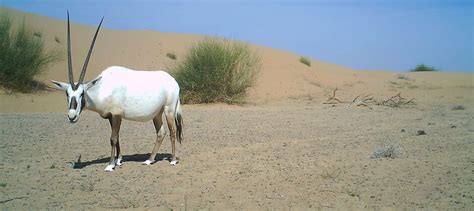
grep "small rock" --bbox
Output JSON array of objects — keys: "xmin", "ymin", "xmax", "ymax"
[
  {"xmin": 416, "ymin": 130, "xmax": 426, "ymax": 136},
  {"xmin": 451, "ymin": 105, "xmax": 465, "ymax": 110}
]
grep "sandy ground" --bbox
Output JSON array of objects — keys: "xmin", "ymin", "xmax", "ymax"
[
  {"xmin": 1, "ymin": 102, "xmax": 473, "ymax": 209},
  {"xmin": 1, "ymin": 7, "xmax": 473, "ymax": 209}
]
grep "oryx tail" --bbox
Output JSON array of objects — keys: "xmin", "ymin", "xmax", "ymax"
[{"xmin": 175, "ymin": 99, "xmax": 183, "ymax": 144}]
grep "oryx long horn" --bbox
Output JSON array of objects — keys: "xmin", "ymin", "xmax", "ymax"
[
  {"xmin": 78, "ymin": 16, "xmax": 104, "ymax": 85},
  {"xmin": 67, "ymin": 11, "xmax": 74, "ymax": 86}
]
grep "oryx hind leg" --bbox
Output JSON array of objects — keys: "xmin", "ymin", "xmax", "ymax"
[
  {"xmin": 111, "ymin": 118, "xmax": 123, "ymax": 166},
  {"xmin": 165, "ymin": 108, "xmax": 179, "ymax": 166},
  {"xmin": 144, "ymin": 111, "xmax": 166, "ymax": 165}
]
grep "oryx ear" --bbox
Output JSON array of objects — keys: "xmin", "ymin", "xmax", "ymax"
[
  {"xmin": 50, "ymin": 80, "xmax": 70, "ymax": 91},
  {"xmin": 85, "ymin": 76, "xmax": 102, "ymax": 90}
]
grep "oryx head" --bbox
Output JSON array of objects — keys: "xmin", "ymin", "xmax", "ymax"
[{"xmin": 51, "ymin": 12, "xmax": 103, "ymax": 123}]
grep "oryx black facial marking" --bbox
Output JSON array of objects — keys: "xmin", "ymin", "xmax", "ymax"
[
  {"xmin": 80, "ymin": 92, "xmax": 86, "ymax": 111},
  {"xmin": 50, "ymin": 11, "xmax": 103, "ymax": 124},
  {"xmin": 67, "ymin": 90, "xmax": 85, "ymax": 111},
  {"xmin": 70, "ymin": 96, "xmax": 78, "ymax": 110}
]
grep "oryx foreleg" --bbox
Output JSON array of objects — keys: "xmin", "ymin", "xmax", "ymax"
[{"xmin": 105, "ymin": 115, "xmax": 122, "ymax": 172}]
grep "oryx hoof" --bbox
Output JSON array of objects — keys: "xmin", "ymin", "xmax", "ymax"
[
  {"xmin": 104, "ymin": 164, "xmax": 115, "ymax": 172},
  {"xmin": 170, "ymin": 160, "xmax": 179, "ymax": 166},
  {"xmin": 143, "ymin": 160, "xmax": 154, "ymax": 165},
  {"xmin": 115, "ymin": 158, "xmax": 123, "ymax": 166}
]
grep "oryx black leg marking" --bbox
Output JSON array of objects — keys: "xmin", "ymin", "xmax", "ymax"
[
  {"xmin": 105, "ymin": 115, "xmax": 122, "ymax": 171},
  {"xmin": 109, "ymin": 116, "xmax": 122, "ymax": 166}
]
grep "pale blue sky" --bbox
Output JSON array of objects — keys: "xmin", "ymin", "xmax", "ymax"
[{"xmin": 1, "ymin": 0, "xmax": 473, "ymax": 72}]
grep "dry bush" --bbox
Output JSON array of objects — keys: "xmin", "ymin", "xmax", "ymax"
[
  {"xmin": 371, "ymin": 142, "xmax": 401, "ymax": 159},
  {"xmin": 324, "ymin": 88, "xmax": 415, "ymax": 108}
]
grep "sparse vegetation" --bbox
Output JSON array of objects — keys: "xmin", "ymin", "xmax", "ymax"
[
  {"xmin": 79, "ymin": 181, "xmax": 95, "ymax": 192},
  {"xmin": 166, "ymin": 52, "xmax": 177, "ymax": 60},
  {"xmin": 113, "ymin": 193, "xmax": 142, "ymax": 208},
  {"xmin": 325, "ymin": 89, "xmax": 415, "ymax": 108},
  {"xmin": 371, "ymin": 143, "xmax": 401, "ymax": 159},
  {"xmin": 397, "ymin": 74, "xmax": 410, "ymax": 80},
  {"xmin": 379, "ymin": 93, "xmax": 415, "ymax": 107},
  {"xmin": 172, "ymin": 37, "xmax": 261, "ymax": 104},
  {"xmin": 0, "ymin": 183, "xmax": 6, "ymax": 188},
  {"xmin": 299, "ymin": 56, "xmax": 311, "ymax": 67},
  {"xmin": 451, "ymin": 105, "xmax": 465, "ymax": 110},
  {"xmin": 320, "ymin": 168, "xmax": 340, "ymax": 180},
  {"xmin": 0, "ymin": 13, "xmax": 61, "ymax": 92},
  {"xmin": 410, "ymin": 64, "xmax": 438, "ymax": 72}
]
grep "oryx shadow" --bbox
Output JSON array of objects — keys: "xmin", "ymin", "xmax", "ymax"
[{"xmin": 71, "ymin": 153, "xmax": 172, "ymax": 169}]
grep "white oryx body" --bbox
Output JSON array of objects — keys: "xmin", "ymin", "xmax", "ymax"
[
  {"xmin": 86, "ymin": 66, "xmax": 181, "ymax": 122},
  {"xmin": 51, "ymin": 12, "xmax": 183, "ymax": 172}
]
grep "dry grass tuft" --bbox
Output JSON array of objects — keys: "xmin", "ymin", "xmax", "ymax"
[{"xmin": 371, "ymin": 143, "xmax": 401, "ymax": 159}]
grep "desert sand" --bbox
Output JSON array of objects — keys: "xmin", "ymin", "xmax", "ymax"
[{"xmin": 0, "ymin": 7, "xmax": 473, "ymax": 209}]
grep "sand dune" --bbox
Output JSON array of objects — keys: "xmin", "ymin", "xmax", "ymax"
[
  {"xmin": 0, "ymin": 7, "xmax": 473, "ymax": 209},
  {"xmin": 1, "ymin": 7, "xmax": 471, "ymax": 111}
]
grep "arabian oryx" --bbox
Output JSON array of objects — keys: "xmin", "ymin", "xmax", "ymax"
[{"xmin": 51, "ymin": 12, "xmax": 183, "ymax": 172}]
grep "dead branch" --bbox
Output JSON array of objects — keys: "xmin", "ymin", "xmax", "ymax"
[
  {"xmin": 351, "ymin": 94, "xmax": 377, "ymax": 109},
  {"xmin": 323, "ymin": 90, "xmax": 415, "ymax": 108},
  {"xmin": 0, "ymin": 196, "xmax": 28, "ymax": 204},
  {"xmin": 323, "ymin": 88, "xmax": 345, "ymax": 104},
  {"xmin": 379, "ymin": 92, "xmax": 415, "ymax": 107}
]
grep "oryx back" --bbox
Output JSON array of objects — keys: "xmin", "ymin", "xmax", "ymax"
[{"xmin": 86, "ymin": 66, "xmax": 180, "ymax": 122}]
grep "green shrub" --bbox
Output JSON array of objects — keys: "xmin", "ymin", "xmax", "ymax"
[
  {"xmin": 300, "ymin": 56, "xmax": 311, "ymax": 67},
  {"xmin": 172, "ymin": 37, "xmax": 261, "ymax": 104},
  {"xmin": 410, "ymin": 64, "xmax": 438, "ymax": 72},
  {"xmin": 0, "ymin": 13, "xmax": 61, "ymax": 92}
]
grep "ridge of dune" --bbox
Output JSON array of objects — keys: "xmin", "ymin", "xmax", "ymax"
[{"xmin": 0, "ymin": 7, "xmax": 472, "ymax": 112}]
